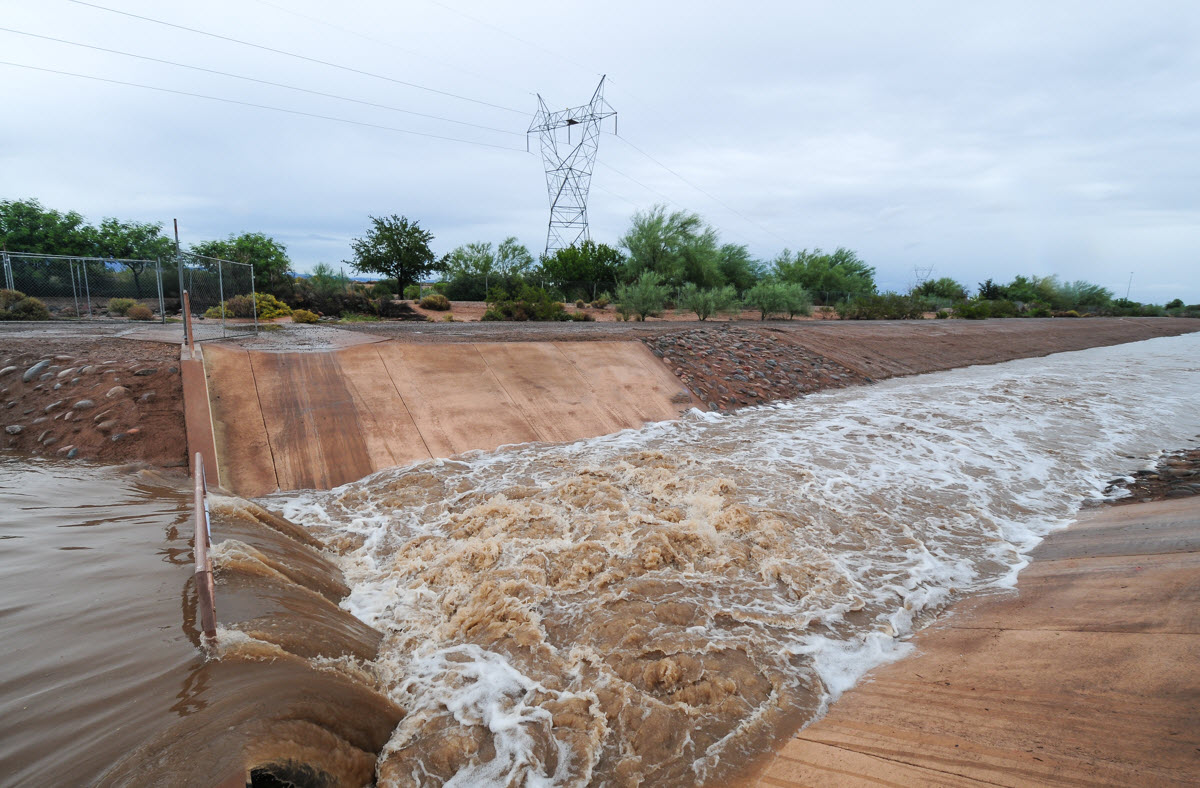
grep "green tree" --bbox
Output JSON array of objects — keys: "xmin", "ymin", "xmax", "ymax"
[
  {"xmin": 0, "ymin": 198, "xmax": 95, "ymax": 255},
  {"xmin": 192, "ymin": 232, "xmax": 293, "ymax": 296},
  {"xmin": 615, "ymin": 271, "xmax": 670, "ymax": 321},
  {"xmin": 678, "ymin": 283, "xmax": 740, "ymax": 321},
  {"xmin": 976, "ymin": 278, "xmax": 1008, "ymax": 300},
  {"xmin": 442, "ymin": 236, "xmax": 535, "ymax": 300},
  {"xmin": 538, "ymin": 240, "xmax": 625, "ymax": 299},
  {"xmin": 912, "ymin": 276, "xmax": 968, "ymax": 302},
  {"xmin": 95, "ymin": 218, "xmax": 174, "ymax": 296},
  {"xmin": 744, "ymin": 281, "xmax": 812, "ymax": 320},
  {"xmin": 717, "ymin": 243, "xmax": 763, "ymax": 294},
  {"xmin": 773, "ymin": 247, "xmax": 875, "ymax": 303},
  {"xmin": 347, "ymin": 215, "xmax": 440, "ymax": 292},
  {"xmin": 620, "ymin": 205, "xmax": 723, "ymax": 289}
]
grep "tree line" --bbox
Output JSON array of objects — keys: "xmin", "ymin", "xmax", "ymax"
[{"xmin": 4, "ymin": 197, "xmax": 1193, "ymax": 321}]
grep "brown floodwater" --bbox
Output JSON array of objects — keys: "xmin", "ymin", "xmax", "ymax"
[
  {"xmin": 2, "ymin": 334, "xmax": 1199, "ymax": 786},
  {"xmin": 0, "ymin": 458, "xmax": 400, "ymax": 787}
]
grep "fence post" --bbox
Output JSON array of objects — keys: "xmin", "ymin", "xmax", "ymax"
[
  {"xmin": 217, "ymin": 258, "xmax": 225, "ymax": 337},
  {"xmin": 1, "ymin": 251, "xmax": 11, "ymax": 291},
  {"xmin": 70, "ymin": 261, "xmax": 80, "ymax": 317},
  {"xmin": 155, "ymin": 258, "xmax": 166, "ymax": 324},
  {"xmin": 83, "ymin": 259, "xmax": 93, "ymax": 318},
  {"xmin": 249, "ymin": 263, "xmax": 258, "ymax": 336}
]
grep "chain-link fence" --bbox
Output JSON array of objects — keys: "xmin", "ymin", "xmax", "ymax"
[
  {"xmin": 2, "ymin": 251, "xmax": 165, "ymax": 321},
  {"xmin": 176, "ymin": 252, "xmax": 257, "ymax": 340}
]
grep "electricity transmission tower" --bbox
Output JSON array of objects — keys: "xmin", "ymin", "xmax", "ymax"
[{"xmin": 528, "ymin": 76, "xmax": 616, "ymax": 256}]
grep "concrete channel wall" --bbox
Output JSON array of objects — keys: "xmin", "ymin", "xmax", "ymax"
[{"xmin": 203, "ymin": 341, "xmax": 699, "ymax": 497}]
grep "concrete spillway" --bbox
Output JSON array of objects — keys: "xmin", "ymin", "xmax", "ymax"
[{"xmin": 204, "ymin": 341, "xmax": 697, "ymax": 497}]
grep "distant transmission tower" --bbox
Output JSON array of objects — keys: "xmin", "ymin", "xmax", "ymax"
[{"xmin": 528, "ymin": 76, "xmax": 616, "ymax": 256}]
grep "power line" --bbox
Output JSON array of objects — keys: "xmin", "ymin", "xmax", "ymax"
[
  {"xmin": 0, "ymin": 26, "xmax": 524, "ymax": 137},
  {"xmin": 0, "ymin": 60, "xmax": 527, "ymax": 151},
  {"xmin": 63, "ymin": 0, "xmax": 527, "ymax": 115},
  {"xmin": 611, "ymin": 134, "xmax": 798, "ymax": 250},
  {"xmin": 419, "ymin": 0, "xmax": 599, "ymax": 80},
  {"xmin": 248, "ymin": 0, "xmax": 533, "ymax": 103}
]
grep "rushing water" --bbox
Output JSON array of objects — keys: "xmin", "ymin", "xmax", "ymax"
[{"xmin": 271, "ymin": 333, "xmax": 1200, "ymax": 787}]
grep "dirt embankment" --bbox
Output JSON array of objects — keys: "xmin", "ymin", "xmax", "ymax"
[
  {"xmin": 0, "ymin": 338, "xmax": 186, "ymax": 467},
  {"xmin": 639, "ymin": 318, "xmax": 1200, "ymax": 411}
]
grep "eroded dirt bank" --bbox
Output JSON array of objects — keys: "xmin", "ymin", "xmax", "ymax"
[
  {"xmin": 1, "ymin": 337, "xmax": 186, "ymax": 467},
  {"xmin": 642, "ymin": 317, "xmax": 1200, "ymax": 410}
]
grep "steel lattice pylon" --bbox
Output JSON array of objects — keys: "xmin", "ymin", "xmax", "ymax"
[{"xmin": 528, "ymin": 76, "xmax": 616, "ymax": 256}]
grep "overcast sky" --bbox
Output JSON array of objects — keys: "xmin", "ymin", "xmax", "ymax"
[{"xmin": 2, "ymin": 0, "xmax": 1197, "ymax": 302}]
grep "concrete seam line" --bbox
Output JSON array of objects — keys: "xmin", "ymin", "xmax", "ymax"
[
  {"xmin": 374, "ymin": 344, "xmax": 433, "ymax": 462},
  {"xmin": 245, "ymin": 349, "xmax": 282, "ymax": 494},
  {"xmin": 472, "ymin": 343, "xmax": 547, "ymax": 443}
]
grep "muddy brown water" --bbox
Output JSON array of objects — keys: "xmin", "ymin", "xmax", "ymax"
[
  {"xmin": 0, "ymin": 459, "xmax": 399, "ymax": 787},
  {"xmin": 2, "ymin": 334, "xmax": 1199, "ymax": 786}
]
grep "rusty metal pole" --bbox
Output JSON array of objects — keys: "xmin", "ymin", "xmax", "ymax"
[
  {"xmin": 194, "ymin": 452, "xmax": 217, "ymax": 640},
  {"xmin": 182, "ymin": 289, "xmax": 194, "ymax": 359}
]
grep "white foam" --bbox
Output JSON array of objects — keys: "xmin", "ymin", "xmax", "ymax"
[{"xmin": 269, "ymin": 332, "xmax": 1200, "ymax": 785}]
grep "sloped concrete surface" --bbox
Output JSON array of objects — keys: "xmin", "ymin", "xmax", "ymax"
[
  {"xmin": 205, "ymin": 341, "xmax": 698, "ymax": 496},
  {"xmin": 744, "ymin": 497, "xmax": 1200, "ymax": 787}
]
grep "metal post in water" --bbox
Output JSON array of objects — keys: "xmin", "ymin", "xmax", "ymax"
[{"xmin": 193, "ymin": 452, "xmax": 217, "ymax": 640}]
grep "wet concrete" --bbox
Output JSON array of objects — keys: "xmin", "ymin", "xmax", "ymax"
[{"xmin": 745, "ymin": 496, "xmax": 1200, "ymax": 787}]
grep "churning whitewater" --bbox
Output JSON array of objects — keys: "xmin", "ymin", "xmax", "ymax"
[{"xmin": 274, "ymin": 334, "xmax": 1200, "ymax": 787}]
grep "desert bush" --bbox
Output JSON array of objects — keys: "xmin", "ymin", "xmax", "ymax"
[
  {"xmin": 744, "ymin": 282, "xmax": 811, "ymax": 320},
  {"xmin": 205, "ymin": 292, "xmax": 292, "ymax": 320},
  {"xmin": 442, "ymin": 314, "xmax": 455, "ymax": 321},
  {"xmin": 107, "ymin": 297, "xmax": 138, "ymax": 316},
  {"xmin": 935, "ymin": 309, "xmax": 951, "ymax": 319},
  {"xmin": 481, "ymin": 309, "xmax": 502, "ymax": 321},
  {"xmin": 371, "ymin": 281, "xmax": 393, "ymax": 300},
  {"xmin": 485, "ymin": 284, "xmax": 569, "ymax": 321},
  {"xmin": 678, "ymin": 283, "xmax": 741, "ymax": 321},
  {"xmin": 339, "ymin": 312, "xmax": 379, "ymax": 322},
  {"xmin": 0, "ymin": 290, "xmax": 51, "ymax": 321},
  {"xmin": 292, "ymin": 308, "xmax": 319, "ymax": 323},
  {"xmin": 1055, "ymin": 310, "xmax": 1081, "ymax": 318},
  {"xmin": 591, "ymin": 294, "xmax": 610, "ymax": 309},
  {"xmin": 127, "ymin": 304, "xmax": 153, "ymax": 321},
  {"xmin": 420, "ymin": 293, "xmax": 451, "ymax": 310},
  {"xmin": 615, "ymin": 272, "xmax": 670, "ymax": 321},
  {"xmin": 838, "ymin": 292, "xmax": 924, "ymax": 320},
  {"xmin": 569, "ymin": 311, "xmax": 594, "ymax": 322},
  {"xmin": 431, "ymin": 282, "xmax": 448, "ymax": 295},
  {"xmin": 575, "ymin": 299, "xmax": 586, "ymax": 308},
  {"xmin": 403, "ymin": 284, "xmax": 421, "ymax": 300}
]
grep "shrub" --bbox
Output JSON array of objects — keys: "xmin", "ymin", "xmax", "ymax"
[
  {"xmin": 292, "ymin": 308, "xmax": 319, "ymax": 324},
  {"xmin": 0, "ymin": 290, "xmax": 51, "ymax": 321},
  {"xmin": 481, "ymin": 309, "xmax": 502, "ymax": 321},
  {"xmin": 485, "ymin": 285, "xmax": 569, "ymax": 321},
  {"xmin": 744, "ymin": 282, "xmax": 811, "ymax": 320},
  {"xmin": 935, "ymin": 309, "xmax": 951, "ymax": 319},
  {"xmin": 431, "ymin": 282, "xmax": 448, "ymax": 295},
  {"xmin": 591, "ymin": 294, "xmax": 610, "ymax": 309},
  {"xmin": 127, "ymin": 304, "xmax": 153, "ymax": 321},
  {"xmin": 339, "ymin": 312, "xmax": 379, "ymax": 322},
  {"xmin": 575, "ymin": 299, "xmax": 586, "ymax": 308},
  {"xmin": 615, "ymin": 272, "xmax": 670, "ymax": 321},
  {"xmin": 205, "ymin": 292, "xmax": 292, "ymax": 320},
  {"xmin": 371, "ymin": 281, "xmax": 393, "ymax": 300},
  {"xmin": 678, "ymin": 284, "xmax": 741, "ymax": 321},
  {"xmin": 403, "ymin": 284, "xmax": 421, "ymax": 300},
  {"xmin": 569, "ymin": 311, "xmax": 594, "ymax": 321},
  {"xmin": 107, "ymin": 297, "xmax": 138, "ymax": 316},
  {"xmin": 420, "ymin": 293, "xmax": 451, "ymax": 310},
  {"xmin": 442, "ymin": 314, "xmax": 455, "ymax": 321},
  {"xmin": 838, "ymin": 292, "xmax": 924, "ymax": 320},
  {"xmin": 1055, "ymin": 310, "xmax": 1081, "ymax": 318},
  {"xmin": 1165, "ymin": 298, "xmax": 1184, "ymax": 309}
]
